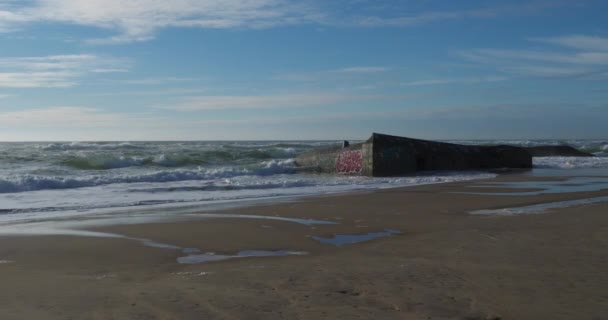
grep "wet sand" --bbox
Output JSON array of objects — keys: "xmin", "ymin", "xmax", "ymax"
[{"xmin": 0, "ymin": 175, "xmax": 607, "ymax": 319}]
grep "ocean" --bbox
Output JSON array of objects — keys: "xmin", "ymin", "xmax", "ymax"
[{"xmin": 1, "ymin": 140, "xmax": 607, "ymax": 224}]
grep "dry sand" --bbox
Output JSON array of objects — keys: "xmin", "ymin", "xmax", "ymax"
[{"xmin": 0, "ymin": 175, "xmax": 607, "ymax": 319}]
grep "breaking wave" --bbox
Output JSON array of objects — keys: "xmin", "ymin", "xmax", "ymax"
[
  {"xmin": 533, "ymin": 157, "xmax": 608, "ymax": 169},
  {"xmin": 59, "ymin": 149, "xmax": 298, "ymax": 170},
  {"xmin": 0, "ymin": 159, "xmax": 298, "ymax": 193},
  {"xmin": 61, "ymin": 154, "xmax": 203, "ymax": 170}
]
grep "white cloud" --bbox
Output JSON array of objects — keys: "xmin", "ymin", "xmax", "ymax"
[
  {"xmin": 0, "ymin": 106, "xmax": 190, "ymax": 140},
  {"xmin": 356, "ymin": 1, "xmax": 574, "ymax": 27},
  {"xmin": 462, "ymin": 48, "xmax": 608, "ymax": 65},
  {"xmin": 91, "ymin": 68, "xmax": 130, "ymax": 73},
  {"xmin": 276, "ymin": 66, "xmax": 390, "ymax": 81},
  {"xmin": 459, "ymin": 35, "xmax": 608, "ymax": 80},
  {"xmin": 402, "ymin": 76, "xmax": 507, "ymax": 86},
  {"xmin": 1, "ymin": 103, "xmax": 604, "ymax": 141},
  {"xmin": 0, "ymin": 71, "xmax": 76, "ymax": 88},
  {"xmin": 1, "ymin": 0, "xmax": 323, "ymax": 43},
  {"xmin": 0, "ymin": 0, "xmax": 581, "ymax": 44},
  {"xmin": 0, "ymin": 54, "xmax": 129, "ymax": 88},
  {"xmin": 89, "ymin": 88, "xmax": 207, "ymax": 97},
  {"xmin": 123, "ymin": 77, "xmax": 197, "ymax": 85},
  {"xmin": 333, "ymin": 67, "xmax": 389, "ymax": 74},
  {"xmin": 0, "ymin": 107, "xmax": 125, "ymax": 127},
  {"xmin": 162, "ymin": 93, "xmax": 366, "ymax": 111},
  {"xmin": 501, "ymin": 66, "xmax": 596, "ymax": 78},
  {"xmin": 534, "ymin": 35, "xmax": 608, "ymax": 52},
  {"xmin": 176, "ymin": 103, "xmax": 607, "ymax": 128}
]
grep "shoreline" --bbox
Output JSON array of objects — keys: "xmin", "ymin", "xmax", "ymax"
[
  {"xmin": 0, "ymin": 170, "xmax": 499, "ymax": 226},
  {"xmin": 0, "ymin": 172, "xmax": 607, "ymax": 319}
]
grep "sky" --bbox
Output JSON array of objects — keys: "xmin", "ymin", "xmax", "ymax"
[{"xmin": 0, "ymin": 0, "xmax": 607, "ymax": 141}]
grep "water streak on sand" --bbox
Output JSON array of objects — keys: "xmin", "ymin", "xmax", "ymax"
[
  {"xmin": 464, "ymin": 177, "xmax": 608, "ymax": 196},
  {"xmin": 0, "ymin": 213, "xmax": 336, "ymax": 236},
  {"xmin": 177, "ymin": 250, "xmax": 308, "ymax": 264},
  {"xmin": 311, "ymin": 229, "xmax": 401, "ymax": 246},
  {"xmin": 470, "ymin": 196, "xmax": 608, "ymax": 215}
]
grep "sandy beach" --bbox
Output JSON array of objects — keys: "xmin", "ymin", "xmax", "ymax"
[
  {"xmin": 3, "ymin": 0, "xmax": 607, "ymax": 318},
  {"xmin": 0, "ymin": 174, "xmax": 607, "ymax": 320}
]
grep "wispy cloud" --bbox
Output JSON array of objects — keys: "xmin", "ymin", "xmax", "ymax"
[
  {"xmin": 355, "ymin": 1, "xmax": 577, "ymax": 27},
  {"xmin": 332, "ymin": 67, "xmax": 389, "ymax": 74},
  {"xmin": 402, "ymin": 76, "xmax": 507, "ymax": 86},
  {"xmin": 89, "ymin": 88, "xmax": 207, "ymax": 97},
  {"xmin": 0, "ymin": 0, "xmax": 323, "ymax": 44},
  {"xmin": 122, "ymin": 77, "xmax": 197, "ymax": 85},
  {"xmin": 161, "ymin": 93, "xmax": 393, "ymax": 111},
  {"xmin": 0, "ymin": 0, "xmax": 581, "ymax": 44},
  {"xmin": 2, "ymin": 102, "xmax": 604, "ymax": 140},
  {"xmin": 501, "ymin": 66, "xmax": 603, "ymax": 78},
  {"xmin": 276, "ymin": 66, "xmax": 390, "ymax": 81},
  {"xmin": 461, "ymin": 48, "xmax": 608, "ymax": 65},
  {"xmin": 173, "ymin": 103, "xmax": 606, "ymax": 128},
  {"xmin": 533, "ymin": 35, "xmax": 608, "ymax": 51},
  {"xmin": 0, "ymin": 107, "xmax": 125, "ymax": 127},
  {"xmin": 0, "ymin": 54, "xmax": 130, "ymax": 88},
  {"xmin": 459, "ymin": 35, "xmax": 608, "ymax": 80}
]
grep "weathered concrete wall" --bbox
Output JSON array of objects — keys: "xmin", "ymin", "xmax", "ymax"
[
  {"xmin": 335, "ymin": 150, "xmax": 364, "ymax": 174},
  {"xmin": 370, "ymin": 137, "xmax": 417, "ymax": 176},
  {"xmin": 361, "ymin": 143, "xmax": 374, "ymax": 176},
  {"xmin": 295, "ymin": 142, "xmax": 366, "ymax": 174},
  {"xmin": 368, "ymin": 133, "xmax": 532, "ymax": 176},
  {"xmin": 295, "ymin": 133, "xmax": 533, "ymax": 177}
]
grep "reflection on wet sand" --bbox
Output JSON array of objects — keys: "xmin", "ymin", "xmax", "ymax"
[{"xmin": 465, "ymin": 177, "xmax": 608, "ymax": 196}]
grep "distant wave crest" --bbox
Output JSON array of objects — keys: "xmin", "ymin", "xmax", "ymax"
[
  {"xmin": 41, "ymin": 142, "xmax": 142, "ymax": 151},
  {"xmin": 59, "ymin": 148, "xmax": 298, "ymax": 170}
]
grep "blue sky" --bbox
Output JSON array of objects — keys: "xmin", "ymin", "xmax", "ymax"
[{"xmin": 0, "ymin": 0, "xmax": 607, "ymax": 141}]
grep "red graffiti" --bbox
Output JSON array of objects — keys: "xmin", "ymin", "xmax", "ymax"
[{"xmin": 336, "ymin": 150, "xmax": 363, "ymax": 174}]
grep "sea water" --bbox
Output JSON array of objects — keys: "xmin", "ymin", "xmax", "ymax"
[{"xmin": 0, "ymin": 140, "xmax": 606, "ymax": 224}]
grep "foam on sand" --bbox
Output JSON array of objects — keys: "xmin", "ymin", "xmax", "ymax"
[{"xmin": 0, "ymin": 171, "xmax": 494, "ymax": 224}]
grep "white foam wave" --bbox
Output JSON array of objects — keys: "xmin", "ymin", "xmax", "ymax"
[
  {"xmin": 261, "ymin": 159, "xmax": 296, "ymax": 171},
  {"xmin": 533, "ymin": 157, "xmax": 608, "ymax": 169},
  {"xmin": 0, "ymin": 160, "xmax": 298, "ymax": 194},
  {"xmin": 64, "ymin": 154, "xmax": 187, "ymax": 170},
  {"xmin": 0, "ymin": 171, "xmax": 495, "ymax": 224}
]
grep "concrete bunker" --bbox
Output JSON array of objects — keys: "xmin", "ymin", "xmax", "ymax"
[{"xmin": 295, "ymin": 133, "xmax": 537, "ymax": 177}]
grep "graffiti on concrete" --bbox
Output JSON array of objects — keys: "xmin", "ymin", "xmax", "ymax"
[{"xmin": 336, "ymin": 150, "xmax": 363, "ymax": 174}]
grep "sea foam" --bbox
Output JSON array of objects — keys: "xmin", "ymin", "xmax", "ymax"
[
  {"xmin": 0, "ymin": 161, "xmax": 299, "ymax": 194},
  {"xmin": 2, "ymin": 139, "xmax": 606, "ymax": 224},
  {"xmin": 533, "ymin": 157, "xmax": 608, "ymax": 169}
]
